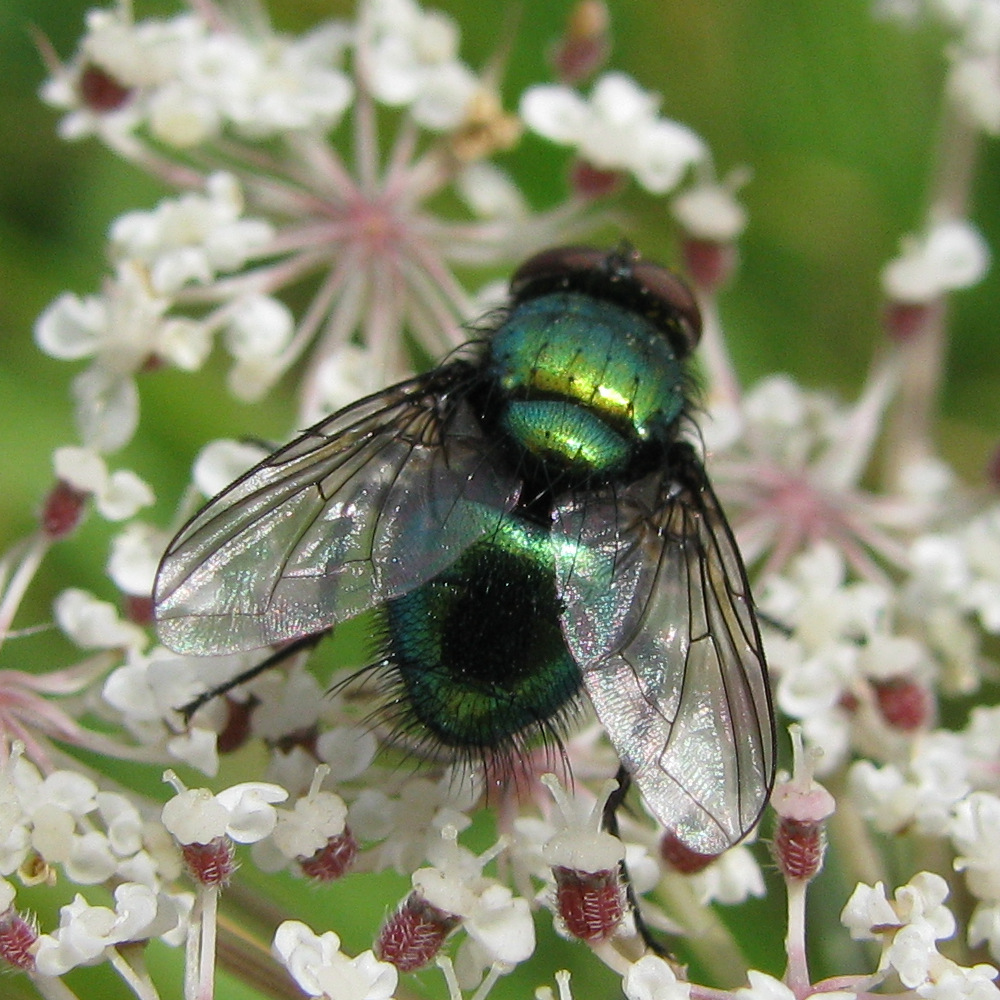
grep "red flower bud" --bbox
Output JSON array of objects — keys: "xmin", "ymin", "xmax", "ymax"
[{"xmin": 375, "ymin": 893, "xmax": 460, "ymax": 972}]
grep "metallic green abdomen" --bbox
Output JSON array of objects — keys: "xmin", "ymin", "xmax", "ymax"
[
  {"xmin": 487, "ymin": 291, "xmax": 686, "ymax": 479},
  {"xmin": 383, "ymin": 513, "xmax": 581, "ymax": 751}
]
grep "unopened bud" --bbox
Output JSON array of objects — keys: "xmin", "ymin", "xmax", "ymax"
[
  {"xmin": 181, "ymin": 837, "xmax": 236, "ymax": 887},
  {"xmin": 0, "ymin": 907, "xmax": 37, "ymax": 971},
  {"xmin": 659, "ymin": 829, "xmax": 719, "ymax": 875},
  {"xmin": 78, "ymin": 64, "xmax": 133, "ymax": 113},
  {"xmin": 299, "ymin": 828, "xmax": 359, "ymax": 882},
  {"xmin": 770, "ymin": 727, "xmax": 835, "ymax": 883},
  {"xmin": 873, "ymin": 677, "xmax": 933, "ymax": 732},
  {"xmin": 375, "ymin": 893, "xmax": 460, "ymax": 972},
  {"xmin": 41, "ymin": 480, "xmax": 89, "ymax": 538},
  {"xmin": 552, "ymin": 864, "xmax": 624, "ymax": 943},
  {"xmin": 550, "ymin": 1, "xmax": 611, "ymax": 84}
]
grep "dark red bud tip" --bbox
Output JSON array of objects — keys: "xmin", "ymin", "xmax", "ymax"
[
  {"xmin": 215, "ymin": 696, "xmax": 258, "ymax": 755},
  {"xmin": 0, "ymin": 909, "xmax": 37, "ymax": 971},
  {"xmin": 41, "ymin": 480, "xmax": 89, "ymax": 539},
  {"xmin": 882, "ymin": 301, "xmax": 932, "ymax": 342},
  {"xmin": 553, "ymin": 865, "xmax": 624, "ymax": 943},
  {"xmin": 660, "ymin": 830, "xmax": 720, "ymax": 874},
  {"xmin": 182, "ymin": 837, "xmax": 236, "ymax": 887},
  {"xmin": 550, "ymin": 1, "xmax": 611, "ymax": 84},
  {"xmin": 988, "ymin": 442, "xmax": 1000, "ymax": 490},
  {"xmin": 124, "ymin": 594, "xmax": 155, "ymax": 626},
  {"xmin": 873, "ymin": 678, "xmax": 933, "ymax": 732},
  {"xmin": 79, "ymin": 64, "xmax": 133, "ymax": 112},
  {"xmin": 682, "ymin": 238, "xmax": 737, "ymax": 293},
  {"xmin": 774, "ymin": 818, "xmax": 825, "ymax": 882},
  {"xmin": 299, "ymin": 828, "xmax": 359, "ymax": 881},
  {"xmin": 375, "ymin": 894, "xmax": 460, "ymax": 972},
  {"xmin": 569, "ymin": 160, "xmax": 626, "ymax": 200}
]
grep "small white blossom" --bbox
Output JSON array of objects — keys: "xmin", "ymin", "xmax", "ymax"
[
  {"xmin": 623, "ymin": 954, "xmax": 692, "ymax": 1000},
  {"xmin": 841, "ymin": 873, "xmax": 958, "ymax": 987},
  {"xmin": 951, "ymin": 793, "xmax": 1000, "ymax": 903},
  {"xmin": 192, "ymin": 439, "xmax": 268, "ymax": 498},
  {"xmin": 671, "ymin": 168, "xmax": 750, "ymax": 242},
  {"xmin": 363, "ymin": 0, "xmax": 477, "ymax": 129},
  {"xmin": 269, "ymin": 770, "xmax": 349, "ymax": 862},
  {"xmin": 52, "ymin": 446, "xmax": 154, "ymax": 521},
  {"xmin": 34, "ymin": 884, "xmax": 184, "ymax": 975},
  {"xmin": 161, "ymin": 775, "xmax": 288, "ymax": 845},
  {"xmin": 691, "ymin": 844, "xmax": 767, "ymax": 906},
  {"xmin": 521, "ymin": 72, "xmax": 706, "ymax": 193},
  {"xmin": 273, "ymin": 920, "xmax": 398, "ymax": 1000},
  {"xmin": 53, "ymin": 588, "xmax": 146, "ymax": 651},
  {"xmin": 107, "ymin": 522, "xmax": 168, "ymax": 596},
  {"xmin": 540, "ymin": 774, "xmax": 625, "ymax": 873},
  {"xmin": 110, "ymin": 173, "xmax": 275, "ymax": 295},
  {"xmin": 882, "ymin": 219, "xmax": 991, "ymax": 303}
]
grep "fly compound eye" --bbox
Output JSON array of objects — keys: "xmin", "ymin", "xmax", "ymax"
[
  {"xmin": 509, "ymin": 246, "xmax": 608, "ymax": 298},
  {"xmin": 631, "ymin": 261, "xmax": 703, "ymax": 357},
  {"xmin": 509, "ymin": 245, "xmax": 702, "ymax": 359}
]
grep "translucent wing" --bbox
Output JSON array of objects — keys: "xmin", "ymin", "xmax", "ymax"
[
  {"xmin": 155, "ymin": 365, "xmax": 521, "ymax": 656},
  {"xmin": 553, "ymin": 449, "xmax": 775, "ymax": 856}
]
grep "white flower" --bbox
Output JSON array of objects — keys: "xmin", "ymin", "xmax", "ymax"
[
  {"xmin": 882, "ymin": 219, "xmax": 991, "ymax": 303},
  {"xmin": 34, "ymin": 884, "xmax": 184, "ymax": 975},
  {"xmin": 540, "ymin": 774, "xmax": 624, "ymax": 873},
  {"xmin": 53, "ymin": 446, "xmax": 155, "ymax": 522},
  {"xmin": 917, "ymin": 957, "xmax": 1000, "ymax": 1000},
  {"xmin": 161, "ymin": 775, "xmax": 288, "ymax": 845},
  {"xmin": 223, "ymin": 294, "xmax": 295, "ymax": 401},
  {"xmin": 951, "ymin": 793, "xmax": 1000, "ymax": 902},
  {"xmin": 948, "ymin": 51, "xmax": 1000, "ymax": 133},
  {"xmin": 520, "ymin": 72, "xmax": 706, "ymax": 193},
  {"xmin": 363, "ymin": 0, "xmax": 476, "ymax": 129},
  {"xmin": 53, "ymin": 588, "xmax": 147, "ymax": 651},
  {"xmin": 841, "ymin": 873, "xmax": 958, "ymax": 987},
  {"xmin": 192, "ymin": 439, "xmax": 268, "ymax": 497},
  {"xmin": 671, "ymin": 168, "xmax": 750, "ymax": 242},
  {"xmin": 691, "ymin": 844, "xmax": 766, "ymax": 906},
  {"xmin": 412, "ymin": 830, "xmax": 535, "ymax": 969},
  {"xmin": 111, "ymin": 174, "xmax": 274, "ymax": 295},
  {"xmin": 850, "ymin": 734, "xmax": 970, "ymax": 835},
  {"xmin": 107, "ymin": 522, "xmax": 168, "ymax": 596},
  {"xmin": 269, "ymin": 769, "xmax": 349, "ymax": 861},
  {"xmin": 623, "ymin": 955, "xmax": 692, "ymax": 1000},
  {"xmin": 273, "ymin": 920, "xmax": 398, "ymax": 1000}
]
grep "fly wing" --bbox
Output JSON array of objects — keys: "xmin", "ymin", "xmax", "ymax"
[
  {"xmin": 554, "ymin": 453, "xmax": 775, "ymax": 856},
  {"xmin": 155, "ymin": 365, "xmax": 521, "ymax": 656}
]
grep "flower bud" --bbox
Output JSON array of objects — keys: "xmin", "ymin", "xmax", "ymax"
[
  {"xmin": 374, "ymin": 893, "xmax": 460, "ymax": 972},
  {"xmin": 770, "ymin": 727, "xmax": 836, "ymax": 883},
  {"xmin": 550, "ymin": 1, "xmax": 611, "ymax": 84},
  {"xmin": 872, "ymin": 677, "xmax": 933, "ymax": 732},
  {"xmin": 41, "ymin": 480, "xmax": 89, "ymax": 538},
  {"xmin": 181, "ymin": 837, "xmax": 237, "ymax": 887},
  {"xmin": 659, "ymin": 829, "xmax": 719, "ymax": 875},
  {"xmin": 78, "ymin": 64, "xmax": 132, "ymax": 113},
  {"xmin": 552, "ymin": 864, "xmax": 624, "ymax": 943},
  {"xmin": 0, "ymin": 906, "xmax": 37, "ymax": 971},
  {"xmin": 299, "ymin": 828, "xmax": 359, "ymax": 882}
]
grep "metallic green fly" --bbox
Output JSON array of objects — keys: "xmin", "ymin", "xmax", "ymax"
[{"xmin": 154, "ymin": 245, "xmax": 775, "ymax": 857}]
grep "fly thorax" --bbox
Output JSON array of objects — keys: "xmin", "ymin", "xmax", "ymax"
[{"xmin": 485, "ymin": 292, "xmax": 687, "ymax": 483}]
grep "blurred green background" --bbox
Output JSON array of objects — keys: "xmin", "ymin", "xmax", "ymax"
[{"xmin": 0, "ymin": 1, "xmax": 997, "ymax": 998}]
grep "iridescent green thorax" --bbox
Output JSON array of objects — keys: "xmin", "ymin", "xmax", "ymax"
[
  {"xmin": 485, "ymin": 291, "xmax": 687, "ymax": 480},
  {"xmin": 383, "ymin": 511, "xmax": 581, "ymax": 751}
]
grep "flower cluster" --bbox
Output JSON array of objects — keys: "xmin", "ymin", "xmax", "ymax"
[{"xmin": 1, "ymin": 1, "xmax": 999, "ymax": 1000}]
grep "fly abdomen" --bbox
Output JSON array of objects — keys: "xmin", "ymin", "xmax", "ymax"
[{"xmin": 380, "ymin": 512, "xmax": 582, "ymax": 755}]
